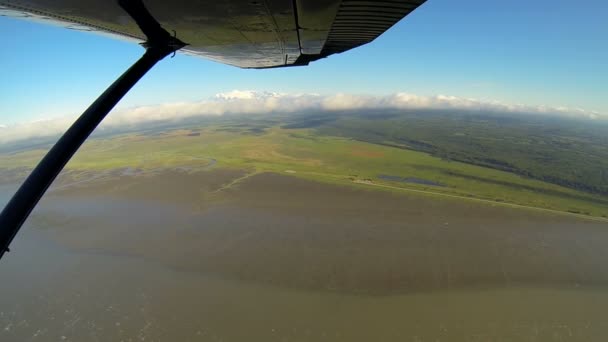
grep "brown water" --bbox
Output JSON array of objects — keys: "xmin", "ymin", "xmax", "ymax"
[{"xmin": 1, "ymin": 171, "xmax": 608, "ymax": 341}]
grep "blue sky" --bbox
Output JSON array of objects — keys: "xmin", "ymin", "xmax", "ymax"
[{"xmin": 1, "ymin": 0, "xmax": 607, "ymax": 125}]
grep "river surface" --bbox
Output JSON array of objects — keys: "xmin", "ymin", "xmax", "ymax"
[{"xmin": 1, "ymin": 172, "xmax": 608, "ymax": 341}]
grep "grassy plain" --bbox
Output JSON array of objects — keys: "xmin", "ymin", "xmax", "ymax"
[
  {"xmin": 315, "ymin": 111, "xmax": 608, "ymax": 196},
  {"xmin": 1, "ymin": 119, "xmax": 606, "ymax": 218}
]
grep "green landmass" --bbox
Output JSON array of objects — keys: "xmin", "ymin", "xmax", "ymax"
[
  {"xmin": 312, "ymin": 110, "xmax": 608, "ymax": 196},
  {"xmin": 0, "ymin": 111, "xmax": 607, "ymax": 219}
]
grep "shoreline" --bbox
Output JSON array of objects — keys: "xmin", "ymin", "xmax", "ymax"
[{"xmin": 18, "ymin": 165, "xmax": 608, "ymax": 223}]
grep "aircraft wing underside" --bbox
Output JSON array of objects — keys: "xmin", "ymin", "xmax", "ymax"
[{"xmin": 0, "ymin": 0, "xmax": 426, "ymax": 68}]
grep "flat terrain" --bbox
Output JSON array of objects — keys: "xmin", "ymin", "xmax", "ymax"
[
  {"xmin": 41, "ymin": 171, "xmax": 608, "ymax": 294},
  {"xmin": 313, "ymin": 110, "xmax": 608, "ymax": 197},
  {"xmin": 1, "ymin": 111, "xmax": 607, "ymax": 218},
  {"xmin": 1, "ymin": 170, "xmax": 608, "ymax": 341},
  {"xmin": 1, "ymin": 111, "xmax": 608, "ymax": 341}
]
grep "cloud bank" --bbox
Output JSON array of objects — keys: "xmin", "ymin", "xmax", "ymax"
[{"xmin": 0, "ymin": 90, "xmax": 604, "ymax": 145}]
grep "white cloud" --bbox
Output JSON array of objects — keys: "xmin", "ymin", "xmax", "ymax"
[
  {"xmin": 214, "ymin": 90, "xmax": 283, "ymax": 100},
  {"xmin": 0, "ymin": 90, "xmax": 604, "ymax": 145},
  {"xmin": 0, "ymin": 117, "xmax": 75, "ymax": 146}
]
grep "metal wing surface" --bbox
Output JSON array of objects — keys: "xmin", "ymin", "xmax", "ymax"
[{"xmin": 0, "ymin": 0, "xmax": 426, "ymax": 68}]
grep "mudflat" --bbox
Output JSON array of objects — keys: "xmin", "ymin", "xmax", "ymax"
[{"xmin": 1, "ymin": 169, "xmax": 608, "ymax": 341}]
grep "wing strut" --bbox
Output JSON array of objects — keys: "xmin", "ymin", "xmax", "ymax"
[{"xmin": 0, "ymin": 0, "xmax": 186, "ymax": 259}]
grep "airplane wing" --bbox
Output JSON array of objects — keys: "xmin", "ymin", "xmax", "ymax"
[
  {"xmin": 0, "ymin": 0, "xmax": 426, "ymax": 68},
  {"xmin": 0, "ymin": 0, "xmax": 428, "ymax": 259}
]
